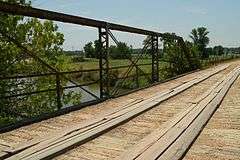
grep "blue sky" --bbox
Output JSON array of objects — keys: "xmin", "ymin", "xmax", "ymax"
[{"xmin": 32, "ymin": 0, "xmax": 240, "ymax": 50}]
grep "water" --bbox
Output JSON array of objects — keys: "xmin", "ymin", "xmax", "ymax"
[{"xmin": 64, "ymin": 82, "xmax": 100, "ymax": 108}]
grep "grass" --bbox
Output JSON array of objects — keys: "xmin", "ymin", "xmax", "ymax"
[
  {"xmin": 67, "ymin": 54, "xmax": 240, "ymax": 92},
  {"xmin": 71, "ymin": 58, "xmax": 153, "ymax": 70}
]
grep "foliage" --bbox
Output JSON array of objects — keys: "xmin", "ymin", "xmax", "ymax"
[
  {"xmin": 213, "ymin": 45, "xmax": 224, "ymax": 55},
  {"xmin": 83, "ymin": 40, "xmax": 132, "ymax": 59},
  {"xmin": 0, "ymin": 0, "xmax": 81, "ymax": 127},
  {"xmin": 94, "ymin": 40, "xmax": 101, "ymax": 59},
  {"xmin": 190, "ymin": 27, "xmax": 210, "ymax": 59},
  {"xmin": 206, "ymin": 47, "xmax": 214, "ymax": 55},
  {"xmin": 83, "ymin": 40, "xmax": 101, "ymax": 59},
  {"xmin": 84, "ymin": 42, "xmax": 95, "ymax": 58},
  {"xmin": 162, "ymin": 41, "xmax": 201, "ymax": 78},
  {"xmin": 109, "ymin": 42, "xmax": 133, "ymax": 59}
]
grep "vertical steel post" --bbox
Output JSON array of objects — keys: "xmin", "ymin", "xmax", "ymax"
[
  {"xmin": 56, "ymin": 73, "xmax": 62, "ymax": 110},
  {"xmin": 135, "ymin": 66, "xmax": 139, "ymax": 88},
  {"xmin": 151, "ymin": 36, "xmax": 159, "ymax": 83},
  {"xmin": 98, "ymin": 26, "xmax": 110, "ymax": 99}
]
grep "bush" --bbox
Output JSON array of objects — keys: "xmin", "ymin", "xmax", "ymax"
[{"xmin": 162, "ymin": 41, "xmax": 201, "ymax": 78}]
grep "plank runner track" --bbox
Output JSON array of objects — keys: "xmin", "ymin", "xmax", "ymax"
[
  {"xmin": 2, "ymin": 65, "xmax": 228, "ymax": 159},
  {"xmin": 0, "ymin": 66, "xmax": 227, "ymax": 159},
  {"xmin": 116, "ymin": 66, "xmax": 240, "ymax": 160}
]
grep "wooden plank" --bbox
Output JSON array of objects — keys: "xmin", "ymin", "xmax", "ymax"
[
  {"xmin": 0, "ymin": 141, "xmax": 14, "ymax": 158},
  {"xmin": 129, "ymin": 67, "xmax": 240, "ymax": 160},
  {"xmin": 115, "ymin": 67, "xmax": 235, "ymax": 160},
  {"xmin": 5, "ymin": 65, "xmax": 229, "ymax": 160},
  {"xmin": 0, "ymin": 146, "xmax": 9, "ymax": 159},
  {"xmin": 7, "ymin": 98, "xmax": 144, "ymax": 152},
  {"xmin": 5, "ymin": 92, "xmax": 184, "ymax": 159},
  {"xmin": 3, "ymin": 92, "xmax": 175, "ymax": 159},
  {"xmin": 157, "ymin": 68, "xmax": 240, "ymax": 160},
  {"xmin": 137, "ymin": 92, "xmax": 218, "ymax": 160},
  {"xmin": 115, "ymin": 103, "xmax": 197, "ymax": 160},
  {"xmin": 0, "ymin": 152, "xmax": 8, "ymax": 159}
]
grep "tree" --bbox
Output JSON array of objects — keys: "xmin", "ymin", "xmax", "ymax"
[
  {"xmin": 213, "ymin": 45, "xmax": 224, "ymax": 55},
  {"xmin": 84, "ymin": 42, "xmax": 95, "ymax": 58},
  {"xmin": 109, "ymin": 42, "xmax": 132, "ymax": 59},
  {"xmin": 206, "ymin": 47, "xmax": 214, "ymax": 56},
  {"xmin": 94, "ymin": 40, "xmax": 101, "ymax": 59},
  {"xmin": 162, "ymin": 40, "xmax": 201, "ymax": 78},
  {"xmin": 190, "ymin": 27, "xmax": 210, "ymax": 59},
  {"xmin": 0, "ymin": 0, "xmax": 81, "ymax": 126}
]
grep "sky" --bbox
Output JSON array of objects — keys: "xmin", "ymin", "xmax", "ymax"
[{"xmin": 32, "ymin": 0, "xmax": 240, "ymax": 50}]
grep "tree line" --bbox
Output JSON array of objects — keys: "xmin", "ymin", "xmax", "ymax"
[
  {"xmin": 83, "ymin": 40, "xmax": 133, "ymax": 59},
  {"xmin": 80, "ymin": 27, "xmax": 239, "ymax": 60}
]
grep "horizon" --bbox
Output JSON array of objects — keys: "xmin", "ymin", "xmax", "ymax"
[{"xmin": 32, "ymin": 0, "xmax": 240, "ymax": 50}]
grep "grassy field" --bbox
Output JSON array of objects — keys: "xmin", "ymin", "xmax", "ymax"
[
  {"xmin": 71, "ymin": 58, "xmax": 153, "ymax": 70},
  {"xmin": 68, "ymin": 58, "xmax": 164, "ymax": 91},
  {"xmin": 70, "ymin": 58, "xmax": 170, "ymax": 81},
  {"xmin": 67, "ymin": 54, "xmax": 240, "ymax": 86},
  {"xmin": 71, "ymin": 54, "xmax": 240, "ymax": 71}
]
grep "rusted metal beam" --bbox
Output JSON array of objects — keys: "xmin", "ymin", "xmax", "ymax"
[{"xmin": 0, "ymin": 2, "xmax": 163, "ymax": 37}]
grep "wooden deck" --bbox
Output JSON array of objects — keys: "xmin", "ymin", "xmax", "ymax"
[
  {"xmin": 184, "ymin": 75, "xmax": 240, "ymax": 160},
  {"xmin": 0, "ymin": 60, "xmax": 240, "ymax": 160}
]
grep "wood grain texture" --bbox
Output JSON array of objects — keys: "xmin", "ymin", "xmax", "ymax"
[
  {"xmin": 184, "ymin": 74, "xmax": 240, "ymax": 159},
  {"xmin": 116, "ymin": 67, "xmax": 240, "ymax": 160}
]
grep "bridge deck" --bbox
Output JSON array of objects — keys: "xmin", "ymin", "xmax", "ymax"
[
  {"xmin": 184, "ymin": 75, "xmax": 240, "ymax": 160},
  {"xmin": 0, "ymin": 60, "xmax": 240, "ymax": 160}
]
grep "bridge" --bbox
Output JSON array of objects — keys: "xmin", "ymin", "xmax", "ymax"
[
  {"xmin": 1, "ymin": 60, "xmax": 240, "ymax": 160},
  {"xmin": 0, "ymin": 2, "xmax": 240, "ymax": 160}
]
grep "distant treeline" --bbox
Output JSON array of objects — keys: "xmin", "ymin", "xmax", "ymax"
[
  {"xmin": 206, "ymin": 46, "xmax": 240, "ymax": 56},
  {"xmin": 64, "ymin": 46, "xmax": 240, "ymax": 64}
]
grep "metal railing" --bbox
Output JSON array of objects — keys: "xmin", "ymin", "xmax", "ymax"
[{"xmin": 1, "ymin": 2, "xmax": 239, "ymax": 132}]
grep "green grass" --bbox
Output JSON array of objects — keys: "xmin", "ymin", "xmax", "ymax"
[
  {"xmin": 68, "ymin": 55, "xmax": 240, "ymax": 89},
  {"xmin": 71, "ymin": 58, "xmax": 153, "ymax": 70}
]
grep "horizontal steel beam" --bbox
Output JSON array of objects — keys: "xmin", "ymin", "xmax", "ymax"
[{"xmin": 0, "ymin": 2, "xmax": 174, "ymax": 37}]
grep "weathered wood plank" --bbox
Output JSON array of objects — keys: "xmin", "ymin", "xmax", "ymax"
[
  {"xmin": 115, "ymin": 68, "xmax": 233, "ymax": 160},
  {"xmin": 138, "ymin": 93, "xmax": 218, "ymax": 160},
  {"xmin": 6, "ymin": 98, "xmax": 143, "ymax": 152},
  {"xmin": 157, "ymin": 67, "xmax": 240, "ymax": 160},
  {"xmin": 127, "ymin": 67, "xmax": 240, "ymax": 160},
  {"xmin": 115, "ymin": 103, "xmax": 197, "ymax": 160},
  {"xmin": 5, "ymin": 65, "xmax": 229, "ymax": 160}
]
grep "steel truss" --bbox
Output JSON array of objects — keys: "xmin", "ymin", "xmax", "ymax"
[
  {"xmin": 98, "ymin": 27, "xmax": 155, "ymax": 98},
  {"xmin": 0, "ymin": 2, "xmax": 191, "ymax": 100},
  {"xmin": 98, "ymin": 26, "xmax": 110, "ymax": 99}
]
